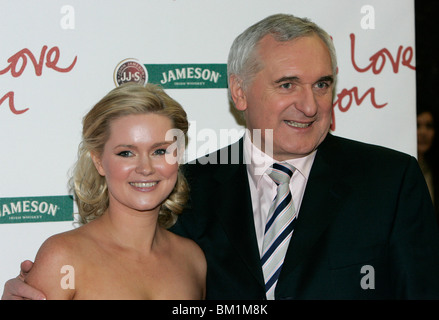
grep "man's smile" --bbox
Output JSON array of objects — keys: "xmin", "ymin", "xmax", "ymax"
[{"xmin": 284, "ymin": 120, "xmax": 313, "ymax": 128}]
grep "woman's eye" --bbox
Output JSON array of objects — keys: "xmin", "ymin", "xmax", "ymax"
[{"xmin": 117, "ymin": 151, "xmax": 133, "ymax": 157}]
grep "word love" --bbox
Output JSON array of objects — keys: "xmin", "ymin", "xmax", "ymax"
[
  {"xmin": 331, "ymin": 33, "xmax": 415, "ymax": 131},
  {"xmin": 350, "ymin": 33, "xmax": 415, "ymax": 74},
  {"xmin": 0, "ymin": 45, "xmax": 77, "ymax": 114}
]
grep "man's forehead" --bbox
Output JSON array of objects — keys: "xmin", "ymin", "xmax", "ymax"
[
  {"xmin": 257, "ymin": 33, "xmax": 318, "ymax": 49},
  {"xmin": 257, "ymin": 34, "xmax": 332, "ymax": 72}
]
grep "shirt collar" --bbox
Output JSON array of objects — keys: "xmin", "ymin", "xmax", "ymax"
[{"xmin": 243, "ymin": 131, "xmax": 317, "ymax": 187}]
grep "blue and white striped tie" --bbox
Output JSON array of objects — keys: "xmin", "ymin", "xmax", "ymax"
[{"xmin": 261, "ymin": 162, "xmax": 296, "ymax": 300}]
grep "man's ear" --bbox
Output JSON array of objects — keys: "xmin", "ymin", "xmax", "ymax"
[
  {"xmin": 229, "ymin": 74, "xmax": 247, "ymax": 112},
  {"xmin": 90, "ymin": 152, "xmax": 105, "ymax": 176}
]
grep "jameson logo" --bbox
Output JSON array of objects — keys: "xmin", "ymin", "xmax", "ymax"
[
  {"xmin": 0, "ymin": 195, "xmax": 73, "ymax": 224},
  {"xmin": 144, "ymin": 64, "xmax": 227, "ymax": 89}
]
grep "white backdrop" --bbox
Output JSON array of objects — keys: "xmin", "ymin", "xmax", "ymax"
[{"xmin": 0, "ymin": 0, "xmax": 416, "ymax": 292}]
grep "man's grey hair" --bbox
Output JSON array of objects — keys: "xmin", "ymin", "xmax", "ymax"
[{"xmin": 227, "ymin": 13, "xmax": 338, "ymax": 102}]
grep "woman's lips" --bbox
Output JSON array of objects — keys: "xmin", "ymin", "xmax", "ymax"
[{"xmin": 129, "ymin": 181, "xmax": 158, "ymax": 188}]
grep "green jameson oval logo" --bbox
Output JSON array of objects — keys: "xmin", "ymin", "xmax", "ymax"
[
  {"xmin": 113, "ymin": 61, "xmax": 227, "ymax": 89},
  {"xmin": 147, "ymin": 64, "xmax": 227, "ymax": 89},
  {"xmin": 0, "ymin": 195, "xmax": 73, "ymax": 224},
  {"xmin": 146, "ymin": 64, "xmax": 228, "ymax": 89}
]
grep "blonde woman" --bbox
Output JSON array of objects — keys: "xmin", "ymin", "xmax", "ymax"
[{"xmin": 24, "ymin": 83, "xmax": 206, "ymax": 299}]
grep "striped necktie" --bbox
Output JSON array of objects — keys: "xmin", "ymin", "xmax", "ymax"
[{"xmin": 261, "ymin": 162, "xmax": 296, "ymax": 300}]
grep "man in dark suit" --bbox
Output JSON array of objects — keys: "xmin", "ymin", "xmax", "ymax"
[
  {"xmin": 171, "ymin": 13, "xmax": 439, "ymax": 299},
  {"xmin": 175, "ymin": 134, "xmax": 439, "ymax": 299},
  {"xmin": 3, "ymin": 14, "xmax": 439, "ymax": 300}
]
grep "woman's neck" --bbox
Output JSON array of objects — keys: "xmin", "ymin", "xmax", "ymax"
[{"xmin": 95, "ymin": 204, "xmax": 163, "ymax": 255}]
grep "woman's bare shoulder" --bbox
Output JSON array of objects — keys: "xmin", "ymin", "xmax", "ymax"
[
  {"xmin": 166, "ymin": 230, "xmax": 207, "ymax": 298},
  {"xmin": 24, "ymin": 228, "xmax": 86, "ymax": 299},
  {"xmin": 167, "ymin": 230, "xmax": 204, "ymax": 255},
  {"xmin": 166, "ymin": 230, "xmax": 207, "ymax": 273}
]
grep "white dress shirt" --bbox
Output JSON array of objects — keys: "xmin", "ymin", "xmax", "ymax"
[{"xmin": 243, "ymin": 132, "xmax": 317, "ymax": 256}]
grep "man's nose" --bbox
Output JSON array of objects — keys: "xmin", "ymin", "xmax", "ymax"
[{"xmin": 295, "ymin": 86, "xmax": 318, "ymax": 117}]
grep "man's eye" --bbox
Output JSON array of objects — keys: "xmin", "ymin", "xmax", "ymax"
[
  {"xmin": 315, "ymin": 82, "xmax": 329, "ymax": 89},
  {"xmin": 280, "ymin": 83, "xmax": 293, "ymax": 89},
  {"xmin": 117, "ymin": 151, "xmax": 133, "ymax": 157}
]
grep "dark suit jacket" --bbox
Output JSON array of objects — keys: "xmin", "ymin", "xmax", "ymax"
[{"xmin": 171, "ymin": 133, "xmax": 439, "ymax": 299}]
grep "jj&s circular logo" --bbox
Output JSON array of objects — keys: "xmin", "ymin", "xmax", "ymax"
[{"xmin": 114, "ymin": 58, "xmax": 148, "ymax": 86}]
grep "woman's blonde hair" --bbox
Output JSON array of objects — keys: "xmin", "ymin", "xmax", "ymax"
[{"xmin": 70, "ymin": 83, "xmax": 189, "ymax": 228}]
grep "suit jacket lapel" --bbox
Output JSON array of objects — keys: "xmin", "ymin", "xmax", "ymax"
[
  {"xmin": 207, "ymin": 135, "xmax": 350, "ymax": 292},
  {"xmin": 278, "ymin": 134, "xmax": 350, "ymax": 282},
  {"xmin": 212, "ymin": 139, "xmax": 265, "ymax": 288}
]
